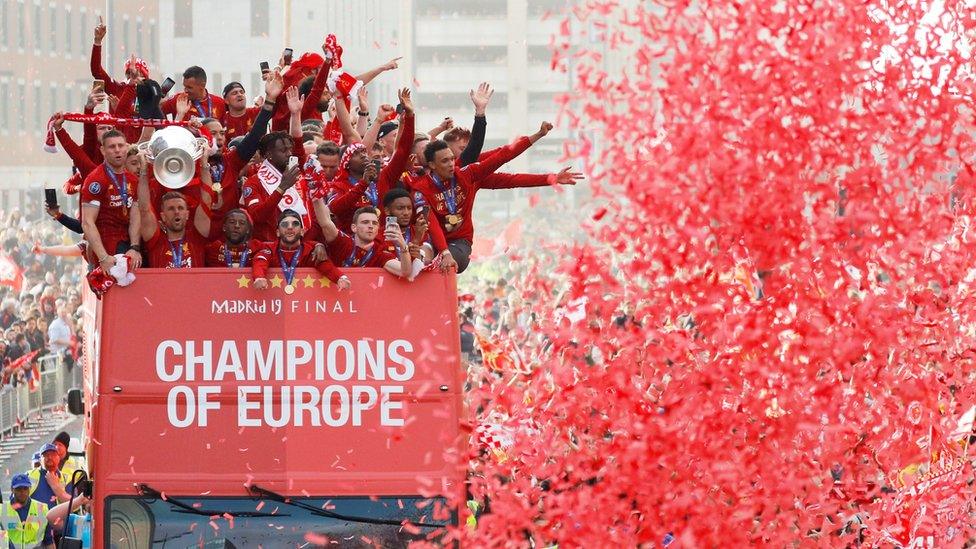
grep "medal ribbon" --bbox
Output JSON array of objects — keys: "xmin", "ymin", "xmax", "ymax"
[
  {"xmin": 193, "ymin": 96, "xmax": 213, "ymax": 118},
  {"xmin": 104, "ymin": 165, "xmax": 129, "ymax": 211},
  {"xmin": 225, "ymin": 244, "xmax": 250, "ymax": 267},
  {"xmin": 278, "ymin": 247, "xmax": 301, "ymax": 286},
  {"xmin": 210, "ymin": 162, "xmax": 225, "ymax": 183},
  {"xmin": 167, "ymin": 237, "xmax": 185, "ymax": 268},
  {"xmin": 431, "ymin": 174, "xmax": 458, "ymax": 215},
  {"xmin": 344, "ymin": 245, "xmax": 375, "ymax": 267},
  {"xmin": 364, "ymin": 181, "xmax": 378, "ymax": 206}
]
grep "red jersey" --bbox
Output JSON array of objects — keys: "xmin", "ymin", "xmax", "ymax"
[
  {"xmin": 222, "ymin": 107, "xmax": 262, "ymax": 142},
  {"xmin": 204, "ymin": 239, "xmax": 262, "ymax": 268},
  {"xmin": 378, "ymin": 226, "xmax": 431, "ymax": 258},
  {"xmin": 328, "ymin": 113, "xmax": 415, "ymax": 229},
  {"xmin": 411, "ymin": 136, "xmax": 545, "ymax": 243},
  {"xmin": 325, "ymin": 233, "xmax": 396, "ymax": 269},
  {"xmin": 145, "ymin": 224, "xmax": 207, "ymax": 268},
  {"xmin": 81, "ymin": 163, "xmax": 138, "ymax": 255},
  {"xmin": 162, "ymin": 92, "xmax": 226, "ymax": 120},
  {"xmin": 252, "ymin": 240, "xmax": 343, "ymax": 282},
  {"xmin": 242, "ymin": 147, "xmax": 311, "ymax": 242}
]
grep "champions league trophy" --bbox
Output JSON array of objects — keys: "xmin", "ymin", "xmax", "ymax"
[{"xmin": 137, "ymin": 126, "xmax": 208, "ymax": 189}]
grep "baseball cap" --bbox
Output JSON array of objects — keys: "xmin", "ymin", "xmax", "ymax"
[
  {"xmin": 377, "ymin": 121, "xmax": 398, "ymax": 140},
  {"xmin": 222, "ymin": 81, "xmax": 245, "ymax": 97},
  {"xmin": 10, "ymin": 474, "xmax": 30, "ymax": 489},
  {"xmin": 39, "ymin": 443, "xmax": 58, "ymax": 455}
]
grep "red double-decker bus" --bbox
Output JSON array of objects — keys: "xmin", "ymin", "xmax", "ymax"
[{"xmin": 70, "ymin": 268, "xmax": 464, "ymax": 547}]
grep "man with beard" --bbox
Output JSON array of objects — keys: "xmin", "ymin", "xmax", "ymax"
[
  {"xmin": 162, "ymin": 66, "xmax": 225, "ymax": 120},
  {"xmin": 252, "ymin": 210, "xmax": 349, "ymax": 292},
  {"xmin": 313, "ymin": 200, "xmax": 412, "ymax": 279},
  {"xmin": 380, "ymin": 188, "xmax": 435, "ymax": 267},
  {"xmin": 221, "ymin": 81, "xmax": 262, "ymax": 141},
  {"xmin": 138, "ymin": 151, "xmax": 209, "ymax": 269},
  {"xmin": 203, "ymin": 209, "xmax": 261, "ymax": 268},
  {"xmin": 242, "ymin": 132, "xmax": 308, "ymax": 241},
  {"xmin": 81, "ymin": 130, "xmax": 142, "ymax": 271},
  {"xmin": 196, "ymin": 71, "xmax": 283, "ymax": 231},
  {"xmin": 326, "ymin": 89, "xmax": 415, "ymax": 229}
]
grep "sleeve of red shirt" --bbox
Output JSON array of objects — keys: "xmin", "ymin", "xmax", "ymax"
[
  {"xmin": 112, "ymin": 84, "xmax": 137, "ymax": 118},
  {"xmin": 161, "ymin": 95, "xmax": 176, "ymax": 116},
  {"xmin": 55, "ymin": 129, "xmax": 97, "ymax": 177},
  {"xmin": 244, "ymin": 182, "xmax": 282, "ymax": 229},
  {"xmin": 478, "ymin": 172, "xmax": 551, "ymax": 190},
  {"xmin": 327, "ymin": 179, "xmax": 369, "ymax": 219},
  {"xmin": 425, "ymin": 210, "xmax": 449, "ymax": 252},
  {"xmin": 90, "ymin": 44, "xmax": 125, "ymax": 96},
  {"xmin": 251, "ymin": 241, "xmax": 275, "ymax": 279},
  {"xmin": 81, "ymin": 104, "xmax": 98, "ymax": 159},
  {"xmin": 300, "ymin": 61, "xmax": 331, "ymax": 123},
  {"xmin": 377, "ymin": 112, "xmax": 415, "ymax": 199},
  {"xmin": 314, "ymin": 258, "xmax": 344, "ymax": 283},
  {"xmin": 463, "ymin": 136, "xmax": 532, "ymax": 182}
]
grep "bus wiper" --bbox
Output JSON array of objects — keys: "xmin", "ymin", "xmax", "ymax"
[
  {"xmin": 247, "ymin": 484, "xmax": 447, "ymax": 528},
  {"xmin": 135, "ymin": 483, "xmax": 287, "ymax": 518}
]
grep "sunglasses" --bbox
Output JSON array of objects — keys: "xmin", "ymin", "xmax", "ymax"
[{"xmin": 278, "ymin": 220, "xmax": 302, "ymax": 228}]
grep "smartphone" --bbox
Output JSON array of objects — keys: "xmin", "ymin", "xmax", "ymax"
[
  {"xmin": 416, "ymin": 204, "xmax": 429, "ymax": 217},
  {"xmin": 259, "ymin": 61, "xmax": 270, "ymax": 75},
  {"xmin": 372, "ymin": 159, "xmax": 382, "ymax": 171},
  {"xmin": 395, "ymin": 103, "xmax": 404, "ymax": 115},
  {"xmin": 44, "ymin": 189, "xmax": 58, "ymax": 209},
  {"xmin": 160, "ymin": 77, "xmax": 176, "ymax": 95},
  {"xmin": 92, "ymin": 79, "xmax": 105, "ymax": 94},
  {"xmin": 287, "ymin": 156, "xmax": 298, "ymax": 171},
  {"xmin": 282, "ymin": 48, "xmax": 294, "ymax": 66},
  {"xmin": 385, "ymin": 216, "xmax": 399, "ymax": 232}
]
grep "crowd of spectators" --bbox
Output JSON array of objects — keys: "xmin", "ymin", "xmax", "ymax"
[{"xmin": 0, "ymin": 205, "xmax": 84, "ymax": 386}]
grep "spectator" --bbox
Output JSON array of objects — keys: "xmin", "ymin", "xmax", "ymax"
[
  {"xmin": 4, "ymin": 473, "xmax": 55, "ymax": 549},
  {"xmin": 47, "ymin": 306, "xmax": 73, "ymax": 356},
  {"xmin": 24, "ymin": 317, "xmax": 45, "ymax": 352},
  {"xmin": 0, "ymin": 300, "xmax": 16, "ymax": 330},
  {"xmin": 28, "ymin": 443, "xmax": 72, "ymax": 507}
]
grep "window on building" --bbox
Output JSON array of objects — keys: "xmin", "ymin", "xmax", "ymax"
[
  {"xmin": 251, "ymin": 0, "xmax": 268, "ymax": 37},
  {"xmin": 32, "ymin": 1, "xmax": 40, "ymax": 52},
  {"xmin": 0, "ymin": 1, "xmax": 8, "ymax": 48},
  {"xmin": 78, "ymin": 9, "xmax": 86, "ymax": 57},
  {"xmin": 0, "ymin": 81, "xmax": 9, "ymax": 129},
  {"xmin": 16, "ymin": 82, "xmax": 25, "ymax": 131},
  {"xmin": 64, "ymin": 7, "xmax": 71, "ymax": 55},
  {"xmin": 17, "ymin": 1, "xmax": 25, "ymax": 49},
  {"xmin": 150, "ymin": 20, "xmax": 157, "ymax": 60},
  {"xmin": 49, "ymin": 2, "xmax": 57, "ymax": 53},
  {"xmin": 211, "ymin": 72, "xmax": 222, "ymax": 94},
  {"xmin": 122, "ymin": 16, "xmax": 129, "ymax": 54},
  {"xmin": 33, "ymin": 82, "xmax": 41, "ymax": 132},
  {"xmin": 136, "ymin": 19, "xmax": 143, "ymax": 56},
  {"xmin": 174, "ymin": 0, "xmax": 192, "ymax": 38}
]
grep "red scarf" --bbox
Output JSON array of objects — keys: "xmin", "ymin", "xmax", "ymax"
[{"xmin": 44, "ymin": 112, "xmax": 190, "ymax": 154}]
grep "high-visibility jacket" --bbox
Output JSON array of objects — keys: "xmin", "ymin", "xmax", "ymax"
[
  {"xmin": 26, "ymin": 469, "xmax": 68, "ymax": 507},
  {"xmin": 0, "ymin": 499, "xmax": 49, "ymax": 548}
]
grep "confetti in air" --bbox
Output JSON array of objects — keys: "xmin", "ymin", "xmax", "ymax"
[{"xmin": 456, "ymin": 1, "xmax": 976, "ymax": 547}]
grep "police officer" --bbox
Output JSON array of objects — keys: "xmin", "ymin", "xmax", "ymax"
[{"xmin": 0, "ymin": 474, "xmax": 54, "ymax": 548}]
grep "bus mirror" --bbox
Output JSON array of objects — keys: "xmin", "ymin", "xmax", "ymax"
[{"xmin": 67, "ymin": 389, "xmax": 85, "ymax": 415}]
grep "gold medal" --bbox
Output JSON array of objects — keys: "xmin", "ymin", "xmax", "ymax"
[
  {"xmin": 446, "ymin": 214, "xmax": 462, "ymax": 225},
  {"xmin": 284, "ymin": 284, "xmax": 295, "ymax": 295},
  {"xmin": 212, "ymin": 183, "xmax": 222, "ymax": 193}
]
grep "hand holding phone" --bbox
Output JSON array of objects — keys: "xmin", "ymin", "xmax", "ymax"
[
  {"xmin": 282, "ymin": 48, "xmax": 293, "ymax": 66},
  {"xmin": 260, "ymin": 61, "xmax": 270, "ymax": 76},
  {"xmin": 44, "ymin": 189, "xmax": 58, "ymax": 209},
  {"xmin": 160, "ymin": 77, "xmax": 176, "ymax": 96},
  {"xmin": 92, "ymin": 79, "xmax": 105, "ymax": 94}
]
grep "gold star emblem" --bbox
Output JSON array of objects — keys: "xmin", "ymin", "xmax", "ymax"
[
  {"xmin": 270, "ymin": 275, "xmax": 283, "ymax": 288},
  {"xmin": 318, "ymin": 276, "xmax": 331, "ymax": 288},
  {"xmin": 236, "ymin": 275, "xmax": 250, "ymax": 288},
  {"xmin": 302, "ymin": 274, "xmax": 317, "ymax": 288}
]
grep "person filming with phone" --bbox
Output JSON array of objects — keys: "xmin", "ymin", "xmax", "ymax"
[{"xmin": 312, "ymin": 200, "xmax": 413, "ymax": 280}]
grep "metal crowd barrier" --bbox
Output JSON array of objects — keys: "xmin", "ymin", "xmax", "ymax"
[{"xmin": 0, "ymin": 353, "xmax": 82, "ymax": 439}]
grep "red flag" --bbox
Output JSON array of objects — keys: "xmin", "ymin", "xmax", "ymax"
[{"xmin": 0, "ymin": 254, "xmax": 23, "ymax": 292}]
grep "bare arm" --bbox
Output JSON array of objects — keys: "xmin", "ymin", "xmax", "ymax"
[
  {"xmin": 35, "ymin": 244, "xmax": 83, "ymax": 258},
  {"xmin": 286, "ymin": 86, "xmax": 303, "ymax": 140},
  {"xmin": 312, "ymin": 198, "xmax": 339, "ymax": 243},
  {"xmin": 355, "ymin": 86, "xmax": 369, "ymax": 137},
  {"xmin": 137, "ymin": 163, "xmax": 158, "ymax": 242},
  {"xmin": 361, "ymin": 104, "xmax": 394, "ymax": 153},
  {"xmin": 355, "ymin": 57, "xmax": 402, "ymax": 85},
  {"xmin": 335, "ymin": 97, "xmax": 361, "ymax": 144}
]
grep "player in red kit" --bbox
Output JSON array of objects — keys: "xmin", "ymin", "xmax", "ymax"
[
  {"xmin": 162, "ymin": 66, "xmax": 226, "ymax": 120},
  {"xmin": 221, "ymin": 82, "xmax": 262, "ymax": 142},
  {"xmin": 202, "ymin": 210, "xmax": 261, "ymax": 268},
  {"xmin": 241, "ymin": 132, "xmax": 309, "ymax": 242},
  {"xmin": 81, "ymin": 130, "xmax": 142, "ymax": 271},
  {"xmin": 313, "ymin": 200, "xmax": 413, "ymax": 279},
  {"xmin": 252, "ymin": 210, "xmax": 348, "ymax": 292},
  {"xmin": 137, "ymin": 154, "xmax": 208, "ymax": 269},
  {"xmin": 326, "ymin": 88, "xmax": 415, "ymax": 229},
  {"xmin": 412, "ymin": 122, "xmax": 583, "ymax": 273}
]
